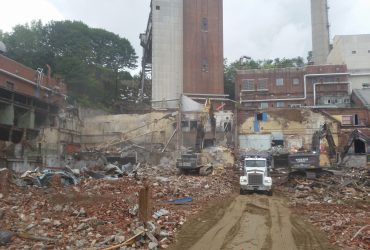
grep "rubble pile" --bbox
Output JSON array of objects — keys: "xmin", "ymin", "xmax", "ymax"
[
  {"xmin": 277, "ymin": 168, "xmax": 370, "ymax": 249},
  {"xmin": 0, "ymin": 151, "xmax": 235, "ymax": 249}
]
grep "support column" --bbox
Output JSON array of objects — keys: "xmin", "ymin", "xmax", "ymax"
[{"xmin": 0, "ymin": 103, "xmax": 14, "ymax": 125}]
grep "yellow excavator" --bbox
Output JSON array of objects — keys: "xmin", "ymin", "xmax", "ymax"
[{"xmin": 176, "ymin": 99, "xmax": 215, "ymax": 175}]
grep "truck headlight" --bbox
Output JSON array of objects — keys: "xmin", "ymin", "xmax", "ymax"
[
  {"xmin": 240, "ymin": 176, "xmax": 248, "ymax": 184},
  {"xmin": 264, "ymin": 177, "xmax": 272, "ymax": 184}
]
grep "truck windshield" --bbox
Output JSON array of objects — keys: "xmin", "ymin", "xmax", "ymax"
[{"xmin": 245, "ymin": 160, "xmax": 265, "ymax": 168}]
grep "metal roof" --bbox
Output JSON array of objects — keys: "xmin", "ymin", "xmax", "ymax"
[{"xmin": 353, "ymin": 88, "xmax": 370, "ymax": 109}]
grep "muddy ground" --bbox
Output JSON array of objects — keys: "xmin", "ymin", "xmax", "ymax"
[{"xmin": 171, "ymin": 193, "xmax": 338, "ymax": 250}]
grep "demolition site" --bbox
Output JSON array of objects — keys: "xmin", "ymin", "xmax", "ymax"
[{"xmin": 0, "ymin": 0, "xmax": 369, "ymax": 249}]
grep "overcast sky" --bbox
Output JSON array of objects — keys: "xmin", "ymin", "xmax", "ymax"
[{"xmin": 1, "ymin": 0, "xmax": 370, "ymax": 68}]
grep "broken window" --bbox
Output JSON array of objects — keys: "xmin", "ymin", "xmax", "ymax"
[
  {"xmin": 6, "ymin": 81, "xmax": 14, "ymax": 90},
  {"xmin": 190, "ymin": 121, "xmax": 198, "ymax": 131},
  {"xmin": 201, "ymin": 17, "xmax": 208, "ymax": 31},
  {"xmin": 353, "ymin": 114, "xmax": 359, "ymax": 126},
  {"xmin": 272, "ymin": 140, "xmax": 284, "ymax": 146},
  {"xmin": 354, "ymin": 139, "xmax": 366, "ymax": 154},
  {"xmin": 181, "ymin": 121, "xmax": 189, "ymax": 131},
  {"xmin": 224, "ymin": 122, "xmax": 231, "ymax": 132}
]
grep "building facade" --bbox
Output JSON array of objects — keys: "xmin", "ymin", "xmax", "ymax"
[
  {"xmin": 327, "ymin": 35, "xmax": 370, "ymax": 90},
  {"xmin": 235, "ymin": 65, "xmax": 350, "ymax": 110}
]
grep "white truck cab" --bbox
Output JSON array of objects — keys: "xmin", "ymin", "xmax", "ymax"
[{"xmin": 240, "ymin": 157, "xmax": 272, "ymax": 195}]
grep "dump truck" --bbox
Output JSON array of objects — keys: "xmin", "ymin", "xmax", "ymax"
[{"xmin": 239, "ymin": 154, "xmax": 273, "ymax": 195}]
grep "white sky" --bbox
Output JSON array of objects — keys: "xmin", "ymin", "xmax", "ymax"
[{"xmin": 1, "ymin": 0, "xmax": 370, "ymax": 67}]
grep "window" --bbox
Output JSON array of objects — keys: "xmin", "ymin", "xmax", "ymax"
[
  {"xmin": 201, "ymin": 17, "xmax": 208, "ymax": 31},
  {"xmin": 276, "ymin": 78, "xmax": 284, "ymax": 86},
  {"xmin": 276, "ymin": 101, "xmax": 285, "ymax": 108},
  {"xmin": 368, "ymin": 50, "xmax": 370, "ymax": 53},
  {"xmin": 224, "ymin": 122, "xmax": 231, "ymax": 132},
  {"xmin": 353, "ymin": 114, "xmax": 359, "ymax": 126},
  {"xmin": 352, "ymin": 50, "xmax": 357, "ymax": 54},
  {"xmin": 293, "ymin": 78, "xmax": 300, "ymax": 85},
  {"xmin": 190, "ymin": 121, "xmax": 198, "ymax": 131},
  {"xmin": 156, "ymin": 5, "xmax": 160, "ymax": 10},
  {"xmin": 290, "ymin": 104, "xmax": 301, "ymax": 108},
  {"xmin": 6, "ymin": 81, "xmax": 14, "ymax": 90},
  {"xmin": 260, "ymin": 102, "xmax": 268, "ymax": 109},
  {"xmin": 341, "ymin": 115, "xmax": 352, "ymax": 125},
  {"xmin": 242, "ymin": 79, "xmax": 254, "ymax": 90},
  {"xmin": 258, "ymin": 79, "xmax": 268, "ymax": 90},
  {"xmin": 201, "ymin": 58, "xmax": 208, "ymax": 72}
]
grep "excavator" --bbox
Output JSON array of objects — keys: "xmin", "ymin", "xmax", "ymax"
[
  {"xmin": 176, "ymin": 99, "xmax": 215, "ymax": 175},
  {"xmin": 289, "ymin": 123, "xmax": 370, "ymax": 177},
  {"xmin": 288, "ymin": 123, "xmax": 337, "ymax": 178}
]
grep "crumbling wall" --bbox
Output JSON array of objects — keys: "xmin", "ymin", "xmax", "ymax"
[
  {"xmin": 238, "ymin": 109, "xmax": 339, "ymax": 151},
  {"xmin": 81, "ymin": 112, "xmax": 177, "ymax": 149}
]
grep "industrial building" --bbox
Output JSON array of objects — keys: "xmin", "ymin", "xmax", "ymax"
[
  {"xmin": 0, "ymin": 51, "xmax": 81, "ymax": 171},
  {"xmin": 141, "ymin": 0, "xmax": 225, "ymax": 109},
  {"xmin": 327, "ymin": 34, "xmax": 370, "ymax": 90},
  {"xmin": 235, "ymin": 65, "xmax": 350, "ymax": 109}
]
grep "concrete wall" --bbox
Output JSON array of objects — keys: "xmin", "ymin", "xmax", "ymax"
[
  {"xmin": 310, "ymin": 0, "xmax": 330, "ymax": 65},
  {"xmin": 327, "ymin": 35, "xmax": 370, "ymax": 90},
  {"xmin": 81, "ymin": 112, "xmax": 177, "ymax": 148},
  {"xmin": 327, "ymin": 35, "xmax": 370, "ymax": 71},
  {"xmin": 151, "ymin": 0, "xmax": 183, "ymax": 109}
]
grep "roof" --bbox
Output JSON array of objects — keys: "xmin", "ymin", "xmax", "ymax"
[{"xmin": 353, "ymin": 88, "xmax": 370, "ymax": 109}]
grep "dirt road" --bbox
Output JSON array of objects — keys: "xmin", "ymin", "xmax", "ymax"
[{"xmin": 172, "ymin": 194, "xmax": 337, "ymax": 250}]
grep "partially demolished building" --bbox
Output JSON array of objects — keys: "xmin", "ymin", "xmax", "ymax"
[{"xmin": 0, "ymin": 54, "xmax": 81, "ymax": 172}]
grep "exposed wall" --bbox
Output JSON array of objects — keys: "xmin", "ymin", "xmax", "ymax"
[
  {"xmin": 81, "ymin": 112, "xmax": 177, "ymax": 148},
  {"xmin": 151, "ymin": 0, "xmax": 183, "ymax": 109},
  {"xmin": 238, "ymin": 109, "xmax": 340, "ymax": 152}
]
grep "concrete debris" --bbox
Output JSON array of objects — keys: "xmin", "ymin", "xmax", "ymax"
[
  {"xmin": 0, "ymin": 146, "xmax": 236, "ymax": 249},
  {"xmin": 277, "ymin": 167, "xmax": 370, "ymax": 249}
]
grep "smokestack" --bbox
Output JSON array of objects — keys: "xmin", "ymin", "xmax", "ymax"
[{"xmin": 310, "ymin": 0, "xmax": 330, "ymax": 65}]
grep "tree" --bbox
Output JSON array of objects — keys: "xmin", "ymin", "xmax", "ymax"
[{"xmin": 2, "ymin": 20, "xmax": 138, "ymax": 109}]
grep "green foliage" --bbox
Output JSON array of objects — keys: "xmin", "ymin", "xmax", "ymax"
[
  {"xmin": 224, "ymin": 56, "xmax": 307, "ymax": 100},
  {"xmin": 2, "ymin": 20, "xmax": 138, "ymax": 109}
]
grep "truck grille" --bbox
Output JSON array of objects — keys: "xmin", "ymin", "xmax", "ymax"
[{"xmin": 248, "ymin": 174, "xmax": 263, "ymax": 185}]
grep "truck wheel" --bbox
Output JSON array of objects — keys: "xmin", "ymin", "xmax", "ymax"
[
  {"xmin": 240, "ymin": 188, "xmax": 244, "ymax": 195},
  {"xmin": 267, "ymin": 190, "xmax": 273, "ymax": 196}
]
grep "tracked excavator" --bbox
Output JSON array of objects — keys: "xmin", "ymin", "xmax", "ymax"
[
  {"xmin": 288, "ymin": 123, "xmax": 337, "ymax": 178},
  {"xmin": 176, "ymin": 99, "xmax": 215, "ymax": 176}
]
